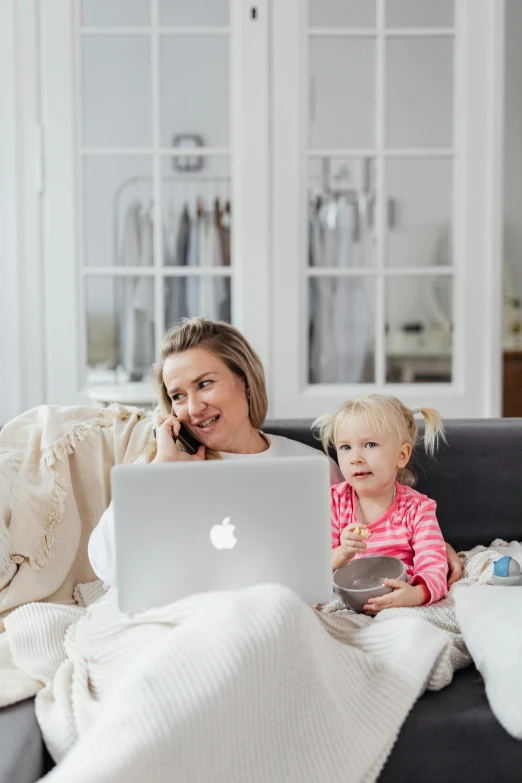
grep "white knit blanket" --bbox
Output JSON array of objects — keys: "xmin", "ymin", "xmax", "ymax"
[
  {"xmin": 8, "ymin": 586, "xmax": 462, "ymax": 783},
  {"xmin": 4, "ymin": 540, "xmax": 521, "ymax": 783}
]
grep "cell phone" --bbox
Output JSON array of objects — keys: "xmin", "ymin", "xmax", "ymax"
[
  {"xmin": 175, "ymin": 422, "xmax": 201, "ymax": 456},
  {"xmin": 153, "ymin": 419, "xmax": 201, "ymax": 456}
]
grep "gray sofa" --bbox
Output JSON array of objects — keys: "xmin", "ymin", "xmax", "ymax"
[{"xmin": 2, "ymin": 418, "xmax": 522, "ymax": 782}]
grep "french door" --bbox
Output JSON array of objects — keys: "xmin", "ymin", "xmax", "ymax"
[{"xmin": 38, "ymin": 0, "xmax": 503, "ymax": 418}]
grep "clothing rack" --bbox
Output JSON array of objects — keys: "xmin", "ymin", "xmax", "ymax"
[
  {"xmin": 113, "ymin": 175, "xmax": 231, "ymax": 267},
  {"xmin": 309, "ymin": 157, "xmax": 394, "ymax": 242},
  {"xmin": 110, "ymin": 174, "xmax": 232, "ymax": 382}
]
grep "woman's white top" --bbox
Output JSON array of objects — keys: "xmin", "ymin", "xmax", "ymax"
[{"xmin": 88, "ymin": 433, "xmax": 342, "ymax": 586}]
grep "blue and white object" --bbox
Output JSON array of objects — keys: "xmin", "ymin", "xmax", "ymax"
[{"xmin": 491, "ymin": 556, "xmax": 522, "ymax": 587}]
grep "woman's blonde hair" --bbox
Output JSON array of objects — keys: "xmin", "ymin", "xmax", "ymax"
[
  {"xmin": 313, "ymin": 394, "xmax": 446, "ymax": 487},
  {"xmin": 143, "ymin": 317, "xmax": 268, "ymax": 462}
]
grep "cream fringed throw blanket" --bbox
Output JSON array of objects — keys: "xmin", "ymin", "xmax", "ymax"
[
  {"xmin": 0, "ymin": 404, "xmax": 154, "ymax": 617},
  {"xmin": 0, "ymin": 404, "xmax": 154, "ymax": 703}
]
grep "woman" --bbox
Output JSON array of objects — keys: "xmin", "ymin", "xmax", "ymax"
[{"xmin": 88, "ymin": 317, "xmax": 463, "ymax": 587}]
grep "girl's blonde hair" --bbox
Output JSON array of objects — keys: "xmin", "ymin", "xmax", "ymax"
[
  {"xmin": 313, "ymin": 394, "xmax": 446, "ymax": 487},
  {"xmin": 142, "ymin": 317, "xmax": 268, "ymax": 462}
]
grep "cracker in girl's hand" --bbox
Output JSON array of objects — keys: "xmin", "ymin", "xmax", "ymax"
[{"xmin": 354, "ymin": 526, "xmax": 371, "ymax": 540}]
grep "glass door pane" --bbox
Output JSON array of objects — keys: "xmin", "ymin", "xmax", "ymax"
[
  {"xmin": 165, "ymin": 276, "xmax": 231, "ymax": 327},
  {"xmin": 159, "ymin": 0, "xmax": 229, "ymax": 27},
  {"xmin": 386, "ymin": 158, "xmax": 452, "ymax": 268},
  {"xmin": 308, "ymin": 157, "xmax": 377, "ymax": 270},
  {"xmin": 81, "ymin": 35, "xmax": 152, "ymax": 147},
  {"xmin": 83, "ymin": 156, "xmax": 154, "ymax": 267},
  {"xmin": 161, "ymin": 156, "xmax": 231, "ymax": 267},
  {"xmin": 386, "ymin": 37, "xmax": 454, "ymax": 148},
  {"xmin": 385, "ymin": 276, "xmax": 453, "ymax": 383},
  {"xmin": 308, "ymin": 0, "xmax": 376, "ymax": 29},
  {"xmin": 309, "ymin": 36, "xmax": 376, "ymax": 149},
  {"xmin": 309, "ymin": 277, "xmax": 376, "ymax": 383},
  {"xmin": 85, "ymin": 276, "xmax": 155, "ymax": 384},
  {"xmin": 160, "ymin": 34, "xmax": 230, "ymax": 148},
  {"xmin": 81, "ymin": 0, "xmax": 150, "ymax": 27},
  {"xmin": 385, "ymin": 0, "xmax": 454, "ymax": 29}
]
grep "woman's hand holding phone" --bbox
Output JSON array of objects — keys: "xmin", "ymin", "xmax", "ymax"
[{"xmin": 152, "ymin": 416, "xmax": 206, "ymax": 463}]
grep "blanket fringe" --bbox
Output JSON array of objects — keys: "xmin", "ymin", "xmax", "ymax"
[
  {"xmin": 33, "ymin": 407, "xmax": 149, "ymax": 569},
  {"xmin": 31, "ymin": 477, "xmax": 67, "ymax": 570},
  {"xmin": 35, "ymin": 418, "xmax": 114, "ymax": 569},
  {"xmin": 0, "ymin": 523, "xmax": 11, "ymax": 578},
  {"xmin": 0, "ymin": 447, "xmax": 37, "ymax": 577},
  {"xmin": 40, "ymin": 407, "xmax": 148, "ymax": 469},
  {"xmin": 41, "ymin": 420, "xmax": 107, "ymax": 468}
]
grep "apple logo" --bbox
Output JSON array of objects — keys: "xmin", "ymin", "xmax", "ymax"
[{"xmin": 209, "ymin": 517, "xmax": 237, "ymax": 550}]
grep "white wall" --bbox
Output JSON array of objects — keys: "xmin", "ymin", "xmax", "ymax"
[
  {"xmin": 0, "ymin": 0, "xmax": 45, "ymax": 427},
  {"xmin": 504, "ymin": 0, "xmax": 522, "ymax": 305}
]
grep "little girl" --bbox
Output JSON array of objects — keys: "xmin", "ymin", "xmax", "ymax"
[{"xmin": 315, "ymin": 394, "xmax": 448, "ymax": 613}]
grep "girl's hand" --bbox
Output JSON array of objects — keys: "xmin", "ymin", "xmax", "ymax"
[
  {"xmin": 363, "ymin": 580, "xmax": 429, "ymax": 615},
  {"xmin": 446, "ymin": 542, "xmax": 463, "ymax": 587},
  {"xmin": 333, "ymin": 524, "xmax": 368, "ymax": 569},
  {"xmin": 152, "ymin": 416, "xmax": 205, "ymax": 464}
]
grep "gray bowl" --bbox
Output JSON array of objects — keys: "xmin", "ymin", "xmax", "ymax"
[{"xmin": 333, "ymin": 555, "xmax": 407, "ymax": 613}]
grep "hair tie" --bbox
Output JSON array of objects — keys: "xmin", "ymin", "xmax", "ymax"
[{"xmin": 411, "ymin": 406, "xmax": 421, "ymax": 415}]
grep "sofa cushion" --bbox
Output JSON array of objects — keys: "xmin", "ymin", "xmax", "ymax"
[
  {"xmin": 379, "ymin": 665, "xmax": 522, "ymax": 783},
  {"xmin": 0, "ymin": 699, "xmax": 46, "ymax": 783}
]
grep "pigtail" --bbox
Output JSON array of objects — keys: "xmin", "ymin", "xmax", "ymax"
[
  {"xmin": 312, "ymin": 409, "xmax": 338, "ymax": 454},
  {"xmin": 417, "ymin": 407, "xmax": 446, "ymax": 457}
]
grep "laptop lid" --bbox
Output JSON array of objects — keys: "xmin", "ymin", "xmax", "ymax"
[{"xmin": 112, "ymin": 455, "xmax": 332, "ymax": 612}]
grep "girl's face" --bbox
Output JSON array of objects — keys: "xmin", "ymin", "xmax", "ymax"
[
  {"xmin": 335, "ymin": 418, "xmax": 411, "ymax": 497},
  {"xmin": 162, "ymin": 347, "xmax": 254, "ymax": 453}
]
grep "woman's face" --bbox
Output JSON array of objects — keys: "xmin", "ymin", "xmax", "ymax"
[{"xmin": 162, "ymin": 347, "xmax": 254, "ymax": 453}]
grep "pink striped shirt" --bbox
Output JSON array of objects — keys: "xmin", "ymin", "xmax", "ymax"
[{"xmin": 331, "ymin": 481, "xmax": 448, "ymax": 604}]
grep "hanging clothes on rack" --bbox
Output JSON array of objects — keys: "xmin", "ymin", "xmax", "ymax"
[
  {"xmin": 309, "ymin": 196, "xmax": 337, "ymax": 383},
  {"xmin": 213, "ymin": 198, "xmax": 231, "ymax": 322},
  {"xmin": 118, "ymin": 199, "xmax": 155, "ymax": 381},
  {"xmin": 219, "ymin": 202, "xmax": 232, "ymax": 321},
  {"xmin": 308, "ymin": 192, "xmax": 371, "ymax": 384},
  {"xmin": 164, "ymin": 205, "xmax": 190, "ymax": 328},
  {"xmin": 184, "ymin": 198, "xmax": 201, "ymax": 318},
  {"xmin": 332, "ymin": 196, "xmax": 371, "ymax": 383},
  {"xmin": 113, "ymin": 177, "xmax": 233, "ymax": 351},
  {"xmin": 197, "ymin": 202, "xmax": 213, "ymax": 319},
  {"xmin": 197, "ymin": 197, "xmax": 230, "ymax": 322},
  {"xmin": 218, "ymin": 200, "xmax": 231, "ymax": 267},
  {"xmin": 163, "ymin": 199, "xmax": 176, "ymax": 267}
]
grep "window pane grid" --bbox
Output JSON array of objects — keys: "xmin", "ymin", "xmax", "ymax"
[
  {"xmin": 77, "ymin": 0, "xmax": 233, "ymax": 387},
  {"xmin": 305, "ymin": 0, "xmax": 455, "ymax": 387}
]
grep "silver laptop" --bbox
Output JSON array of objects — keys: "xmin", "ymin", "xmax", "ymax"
[{"xmin": 111, "ymin": 455, "xmax": 332, "ymax": 613}]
